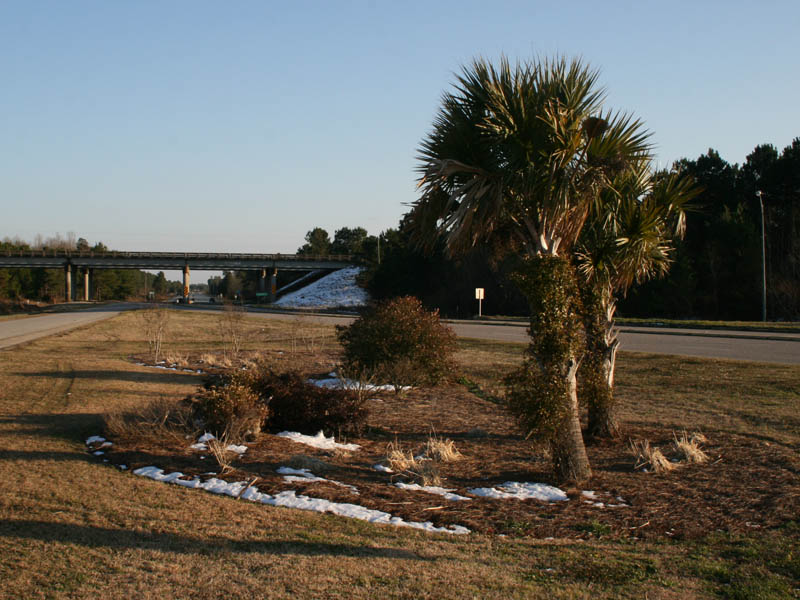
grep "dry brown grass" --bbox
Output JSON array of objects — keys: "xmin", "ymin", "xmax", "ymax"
[
  {"xmin": 386, "ymin": 440, "xmax": 442, "ymax": 486},
  {"xmin": 673, "ymin": 430, "xmax": 710, "ymax": 464},
  {"xmin": 103, "ymin": 396, "xmax": 196, "ymax": 444},
  {"xmin": 207, "ymin": 435, "xmax": 237, "ymax": 474},
  {"xmin": 424, "ymin": 432, "xmax": 462, "ymax": 463},
  {"xmin": 630, "ymin": 439, "xmax": 675, "ymax": 473},
  {"xmin": 0, "ymin": 309, "xmax": 798, "ymax": 599}
]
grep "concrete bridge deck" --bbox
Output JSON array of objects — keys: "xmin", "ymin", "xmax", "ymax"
[{"xmin": 0, "ymin": 250, "xmax": 357, "ymax": 302}]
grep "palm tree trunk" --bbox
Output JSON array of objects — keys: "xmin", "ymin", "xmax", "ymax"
[
  {"xmin": 550, "ymin": 357, "xmax": 592, "ymax": 481},
  {"xmin": 581, "ymin": 287, "xmax": 621, "ymax": 439},
  {"xmin": 586, "ymin": 336, "xmax": 620, "ymax": 438},
  {"xmin": 510, "ymin": 256, "xmax": 592, "ymax": 484}
]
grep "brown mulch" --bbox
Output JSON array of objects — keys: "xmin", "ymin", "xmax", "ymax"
[{"xmin": 97, "ymin": 357, "xmax": 800, "ymax": 540}]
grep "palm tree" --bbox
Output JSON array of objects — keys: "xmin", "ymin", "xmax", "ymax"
[
  {"xmin": 575, "ymin": 164, "xmax": 699, "ymax": 439},
  {"xmin": 412, "ymin": 56, "xmax": 652, "ymax": 483}
]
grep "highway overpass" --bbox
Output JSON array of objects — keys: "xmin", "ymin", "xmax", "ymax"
[{"xmin": 0, "ymin": 250, "xmax": 356, "ymax": 302}]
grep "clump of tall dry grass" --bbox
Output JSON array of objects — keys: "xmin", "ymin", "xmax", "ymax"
[
  {"xmin": 386, "ymin": 439, "xmax": 443, "ymax": 486},
  {"xmin": 164, "ymin": 352, "xmax": 189, "ymax": 368},
  {"xmin": 104, "ymin": 397, "xmax": 196, "ymax": 444},
  {"xmin": 630, "ymin": 439, "xmax": 675, "ymax": 473},
  {"xmin": 673, "ymin": 430, "xmax": 710, "ymax": 464},
  {"xmin": 207, "ymin": 434, "xmax": 237, "ymax": 474},
  {"xmin": 424, "ymin": 432, "xmax": 462, "ymax": 463}
]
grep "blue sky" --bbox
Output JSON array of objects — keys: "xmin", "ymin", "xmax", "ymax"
[{"xmin": 2, "ymin": 0, "xmax": 798, "ymax": 255}]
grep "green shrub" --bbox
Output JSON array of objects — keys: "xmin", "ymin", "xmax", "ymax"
[
  {"xmin": 195, "ymin": 377, "xmax": 268, "ymax": 441},
  {"xmin": 247, "ymin": 369, "xmax": 368, "ymax": 437},
  {"xmin": 336, "ymin": 296, "xmax": 456, "ymax": 389}
]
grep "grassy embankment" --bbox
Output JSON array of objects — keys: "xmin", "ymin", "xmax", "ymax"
[{"xmin": 0, "ymin": 310, "xmax": 797, "ymax": 599}]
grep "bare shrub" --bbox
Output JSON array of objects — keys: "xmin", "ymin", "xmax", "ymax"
[
  {"xmin": 336, "ymin": 296, "xmax": 456, "ymax": 390},
  {"xmin": 336, "ymin": 364, "xmax": 377, "ymax": 403},
  {"xmin": 140, "ymin": 307, "xmax": 170, "ymax": 363},
  {"xmin": 630, "ymin": 439, "xmax": 675, "ymax": 473},
  {"xmin": 218, "ymin": 303, "xmax": 247, "ymax": 359},
  {"xmin": 673, "ymin": 430, "xmax": 709, "ymax": 464},
  {"xmin": 104, "ymin": 397, "xmax": 195, "ymax": 443}
]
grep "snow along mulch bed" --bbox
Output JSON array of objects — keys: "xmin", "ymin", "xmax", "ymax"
[{"xmin": 93, "ymin": 368, "xmax": 800, "ymax": 540}]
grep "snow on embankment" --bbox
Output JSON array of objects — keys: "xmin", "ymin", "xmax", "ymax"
[{"xmin": 274, "ymin": 267, "xmax": 368, "ymax": 309}]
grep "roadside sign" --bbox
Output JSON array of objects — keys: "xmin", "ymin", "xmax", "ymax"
[{"xmin": 475, "ymin": 288, "xmax": 485, "ymax": 317}]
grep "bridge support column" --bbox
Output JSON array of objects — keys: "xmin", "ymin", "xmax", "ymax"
[
  {"xmin": 269, "ymin": 267, "xmax": 278, "ymax": 303},
  {"xmin": 183, "ymin": 265, "xmax": 190, "ymax": 302},
  {"xmin": 83, "ymin": 268, "xmax": 90, "ymax": 302},
  {"xmin": 64, "ymin": 265, "xmax": 72, "ymax": 303},
  {"xmin": 259, "ymin": 268, "xmax": 267, "ymax": 302}
]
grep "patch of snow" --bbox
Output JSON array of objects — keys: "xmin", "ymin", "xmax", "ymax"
[
  {"xmin": 468, "ymin": 482, "xmax": 568, "ymax": 502},
  {"xmin": 394, "ymin": 482, "xmax": 471, "ymax": 502},
  {"xmin": 277, "ymin": 467, "xmax": 358, "ymax": 494},
  {"xmin": 119, "ymin": 465, "xmax": 127, "ymax": 470},
  {"xmin": 274, "ymin": 267, "xmax": 368, "ymax": 309},
  {"xmin": 373, "ymin": 464, "xmax": 393, "ymax": 473},
  {"xmin": 581, "ymin": 490, "xmax": 599, "ymax": 500},
  {"xmin": 197, "ymin": 433, "xmax": 216, "ymax": 443},
  {"xmin": 308, "ymin": 377, "xmax": 407, "ymax": 392},
  {"xmin": 190, "ymin": 443, "xmax": 208, "ymax": 451},
  {"xmin": 276, "ymin": 431, "xmax": 360, "ymax": 451},
  {"xmin": 86, "ymin": 435, "xmax": 106, "ymax": 445},
  {"xmin": 132, "ymin": 466, "xmax": 467, "ymax": 535},
  {"xmin": 226, "ymin": 444, "xmax": 248, "ymax": 455},
  {"xmin": 93, "ymin": 451, "xmax": 105, "ymax": 456}
]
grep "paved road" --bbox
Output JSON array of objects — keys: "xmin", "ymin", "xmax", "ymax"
[
  {"xmin": 0, "ymin": 303, "xmax": 798, "ymax": 365},
  {"xmin": 0, "ymin": 304, "xmax": 129, "ymax": 350}
]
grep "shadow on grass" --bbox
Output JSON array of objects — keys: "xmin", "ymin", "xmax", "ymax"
[
  {"xmin": 0, "ymin": 412, "xmax": 102, "ymax": 444},
  {"xmin": 14, "ymin": 369, "xmax": 202, "ymax": 385},
  {"xmin": 0, "ymin": 519, "xmax": 432, "ymax": 560},
  {"xmin": 0, "ymin": 449, "xmax": 95, "ymax": 463}
]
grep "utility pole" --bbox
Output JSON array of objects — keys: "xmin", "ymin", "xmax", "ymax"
[{"xmin": 756, "ymin": 190, "xmax": 767, "ymax": 322}]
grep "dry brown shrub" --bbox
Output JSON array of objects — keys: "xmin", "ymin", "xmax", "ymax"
[
  {"xmin": 104, "ymin": 397, "xmax": 196, "ymax": 444},
  {"xmin": 673, "ymin": 430, "xmax": 709, "ymax": 464},
  {"xmin": 630, "ymin": 439, "xmax": 675, "ymax": 473}
]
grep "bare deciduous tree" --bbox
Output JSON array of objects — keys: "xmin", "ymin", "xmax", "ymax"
[
  {"xmin": 140, "ymin": 306, "xmax": 170, "ymax": 363},
  {"xmin": 219, "ymin": 303, "xmax": 247, "ymax": 359}
]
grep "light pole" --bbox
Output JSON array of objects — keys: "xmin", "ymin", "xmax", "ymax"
[{"xmin": 756, "ymin": 190, "xmax": 767, "ymax": 322}]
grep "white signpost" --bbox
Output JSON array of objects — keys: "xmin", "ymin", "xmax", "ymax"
[{"xmin": 475, "ymin": 287, "xmax": 485, "ymax": 317}]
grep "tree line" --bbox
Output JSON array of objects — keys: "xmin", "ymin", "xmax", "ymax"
[
  {"xmin": 0, "ymin": 235, "xmax": 181, "ymax": 303},
  {"xmin": 362, "ymin": 142, "xmax": 799, "ymax": 322}
]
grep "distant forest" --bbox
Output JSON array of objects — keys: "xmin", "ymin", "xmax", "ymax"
[
  {"xmin": 364, "ymin": 140, "xmax": 800, "ymax": 322},
  {"xmin": 0, "ymin": 234, "xmax": 181, "ymax": 303},
  {"xmin": 3, "ymin": 140, "xmax": 798, "ymax": 321}
]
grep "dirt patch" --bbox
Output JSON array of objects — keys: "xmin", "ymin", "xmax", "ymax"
[{"xmin": 100, "ymin": 353, "xmax": 800, "ymax": 541}]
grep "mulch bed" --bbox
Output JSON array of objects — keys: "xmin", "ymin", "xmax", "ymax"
[{"xmin": 96, "ymin": 355, "xmax": 800, "ymax": 540}]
